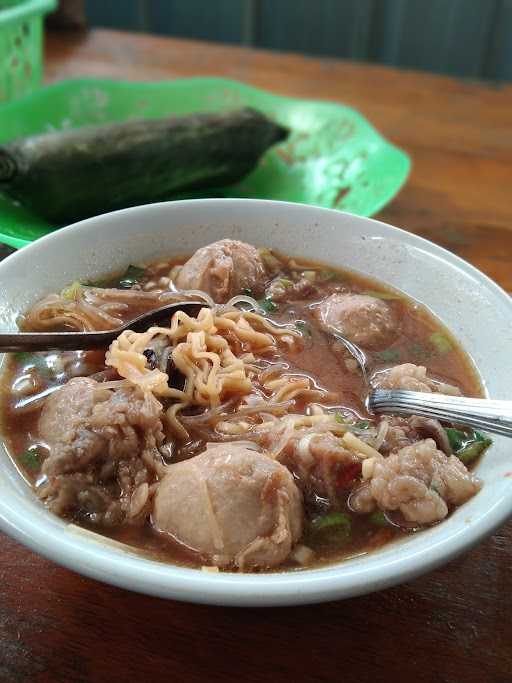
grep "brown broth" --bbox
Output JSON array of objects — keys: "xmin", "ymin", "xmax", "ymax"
[{"xmin": 0, "ymin": 250, "xmax": 485, "ymax": 571}]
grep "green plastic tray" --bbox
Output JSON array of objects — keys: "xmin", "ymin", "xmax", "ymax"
[{"xmin": 0, "ymin": 77, "xmax": 410, "ymax": 249}]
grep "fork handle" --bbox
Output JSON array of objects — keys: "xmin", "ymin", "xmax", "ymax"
[{"xmin": 369, "ymin": 389, "xmax": 512, "ymax": 438}]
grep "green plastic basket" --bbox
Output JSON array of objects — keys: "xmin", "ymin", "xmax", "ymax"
[{"xmin": 0, "ymin": 0, "xmax": 55, "ymax": 103}]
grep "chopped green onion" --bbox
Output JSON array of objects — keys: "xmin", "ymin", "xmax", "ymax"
[
  {"xmin": 407, "ymin": 342, "xmax": 431, "ymax": 361},
  {"xmin": 319, "ymin": 270, "xmax": 338, "ymax": 282},
  {"xmin": 355, "ymin": 420, "xmax": 370, "ymax": 430},
  {"xmin": 311, "ymin": 512, "xmax": 351, "ymax": 533},
  {"xmin": 369, "ymin": 511, "xmax": 388, "ymax": 526},
  {"xmin": 87, "ymin": 264, "xmax": 146, "ymax": 289},
  {"xmin": 302, "ymin": 270, "xmax": 317, "ymax": 283},
  {"xmin": 457, "ymin": 439, "xmax": 492, "ymax": 464},
  {"xmin": 444, "ymin": 427, "xmax": 492, "ymax": 464},
  {"xmin": 445, "ymin": 428, "xmax": 466, "ymax": 452},
  {"xmin": 279, "ymin": 278, "xmax": 293, "ymax": 288},
  {"xmin": 335, "ymin": 413, "xmax": 346, "ymax": 424},
  {"xmin": 364, "ymin": 290, "xmax": 402, "ymax": 300},
  {"xmin": 18, "ymin": 449, "xmax": 41, "ymax": 471},
  {"xmin": 242, "ymin": 287, "xmax": 253, "ymax": 295},
  {"xmin": 259, "ymin": 248, "xmax": 281, "ymax": 273},
  {"xmin": 257, "ymin": 297, "xmax": 278, "ymax": 314},
  {"xmin": 429, "ymin": 332, "xmax": 452, "ymax": 354},
  {"xmin": 375, "ymin": 348, "xmax": 400, "ymax": 363},
  {"xmin": 117, "ymin": 264, "xmax": 146, "ymax": 289},
  {"xmin": 14, "ymin": 352, "xmax": 52, "ymax": 378},
  {"xmin": 14, "ymin": 351, "xmax": 36, "ymax": 366},
  {"xmin": 60, "ymin": 281, "xmax": 82, "ymax": 301},
  {"xmin": 295, "ymin": 320, "xmax": 311, "ymax": 336}
]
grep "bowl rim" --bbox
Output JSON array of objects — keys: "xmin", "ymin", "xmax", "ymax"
[{"xmin": 0, "ymin": 198, "xmax": 511, "ymax": 606}]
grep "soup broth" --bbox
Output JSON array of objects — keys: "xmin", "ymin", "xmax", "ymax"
[{"xmin": 0, "ymin": 242, "xmax": 488, "ymax": 572}]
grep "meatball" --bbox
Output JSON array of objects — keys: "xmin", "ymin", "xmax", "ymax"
[
  {"xmin": 315, "ymin": 293, "xmax": 398, "ymax": 349},
  {"xmin": 365, "ymin": 438, "xmax": 481, "ymax": 524},
  {"xmin": 39, "ymin": 377, "xmax": 165, "ymax": 523},
  {"xmin": 39, "ymin": 377, "xmax": 109, "ymax": 472},
  {"xmin": 152, "ymin": 443, "xmax": 303, "ymax": 569},
  {"xmin": 174, "ymin": 239, "xmax": 266, "ymax": 303},
  {"xmin": 372, "ymin": 363, "xmax": 461, "ymax": 395}
]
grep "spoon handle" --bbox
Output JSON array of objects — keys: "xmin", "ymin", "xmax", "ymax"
[
  {"xmin": 369, "ymin": 389, "xmax": 512, "ymax": 438},
  {"xmin": 0, "ymin": 301, "xmax": 206, "ymax": 353},
  {"xmin": 0, "ymin": 331, "xmax": 114, "ymax": 352}
]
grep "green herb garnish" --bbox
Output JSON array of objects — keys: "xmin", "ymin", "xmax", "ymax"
[
  {"xmin": 116, "ymin": 264, "xmax": 146, "ymax": 289},
  {"xmin": 375, "ymin": 348, "xmax": 400, "ymax": 363},
  {"xmin": 258, "ymin": 297, "xmax": 278, "ymax": 314},
  {"xmin": 279, "ymin": 278, "xmax": 293, "ymax": 288},
  {"xmin": 369, "ymin": 511, "xmax": 388, "ymax": 527},
  {"xmin": 407, "ymin": 342, "xmax": 432, "ymax": 361},
  {"xmin": 14, "ymin": 352, "xmax": 52, "ymax": 378},
  {"xmin": 429, "ymin": 332, "xmax": 452, "ymax": 354},
  {"xmin": 60, "ymin": 281, "xmax": 83, "ymax": 301},
  {"xmin": 444, "ymin": 427, "xmax": 492, "ymax": 464},
  {"xmin": 14, "ymin": 351, "xmax": 36, "ymax": 366},
  {"xmin": 18, "ymin": 449, "xmax": 41, "ymax": 471},
  {"xmin": 335, "ymin": 413, "xmax": 346, "ymax": 424},
  {"xmin": 457, "ymin": 440, "xmax": 492, "ymax": 464},
  {"xmin": 259, "ymin": 248, "xmax": 281, "ymax": 273},
  {"xmin": 319, "ymin": 270, "xmax": 338, "ymax": 282},
  {"xmin": 296, "ymin": 320, "xmax": 311, "ymax": 336},
  {"xmin": 242, "ymin": 287, "xmax": 253, "ymax": 296},
  {"xmin": 355, "ymin": 420, "xmax": 370, "ymax": 430},
  {"xmin": 87, "ymin": 264, "xmax": 146, "ymax": 289},
  {"xmin": 311, "ymin": 512, "xmax": 351, "ymax": 534}
]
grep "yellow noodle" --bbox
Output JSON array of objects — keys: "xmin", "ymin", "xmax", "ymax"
[{"xmin": 105, "ymin": 307, "xmax": 299, "ymax": 439}]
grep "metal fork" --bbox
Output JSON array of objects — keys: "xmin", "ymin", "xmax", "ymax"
[
  {"xmin": 328, "ymin": 325, "xmax": 512, "ymax": 438},
  {"xmin": 368, "ymin": 390, "xmax": 512, "ymax": 438}
]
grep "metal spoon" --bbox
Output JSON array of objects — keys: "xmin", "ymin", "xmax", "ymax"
[
  {"xmin": 0, "ymin": 301, "xmax": 205, "ymax": 353},
  {"xmin": 327, "ymin": 325, "xmax": 370, "ymax": 385},
  {"xmin": 328, "ymin": 325, "xmax": 512, "ymax": 438}
]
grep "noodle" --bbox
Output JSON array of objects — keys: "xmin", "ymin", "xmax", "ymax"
[
  {"xmin": 22, "ymin": 285, "xmax": 213, "ymax": 332},
  {"xmin": 106, "ymin": 307, "xmax": 301, "ymax": 439}
]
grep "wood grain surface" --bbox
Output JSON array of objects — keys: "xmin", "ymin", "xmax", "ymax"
[{"xmin": 1, "ymin": 29, "xmax": 511, "ymax": 683}]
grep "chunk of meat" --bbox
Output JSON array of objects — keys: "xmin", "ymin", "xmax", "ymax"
[
  {"xmin": 174, "ymin": 239, "xmax": 266, "ymax": 303},
  {"xmin": 372, "ymin": 363, "xmax": 461, "ymax": 395},
  {"xmin": 38, "ymin": 377, "xmax": 165, "ymax": 525},
  {"xmin": 363, "ymin": 438, "xmax": 481, "ymax": 525},
  {"xmin": 314, "ymin": 293, "xmax": 398, "ymax": 349},
  {"xmin": 407, "ymin": 416, "xmax": 452, "ymax": 455},
  {"xmin": 267, "ymin": 276, "xmax": 316, "ymax": 302},
  {"xmin": 378, "ymin": 415, "xmax": 452, "ymax": 455},
  {"xmin": 152, "ymin": 443, "xmax": 303, "ymax": 569},
  {"xmin": 280, "ymin": 431, "xmax": 361, "ymax": 505}
]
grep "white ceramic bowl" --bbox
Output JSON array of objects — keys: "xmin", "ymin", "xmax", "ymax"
[{"xmin": 0, "ymin": 199, "xmax": 511, "ymax": 606}]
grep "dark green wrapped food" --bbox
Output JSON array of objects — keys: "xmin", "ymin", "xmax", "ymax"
[{"xmin": 0, "ymin": 107, "xmax": 288, "ymax": 224}]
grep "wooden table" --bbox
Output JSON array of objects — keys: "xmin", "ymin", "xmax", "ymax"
[{"xmin": 1, "ymin": 29, "xmax": 511, "ymax": 683}]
